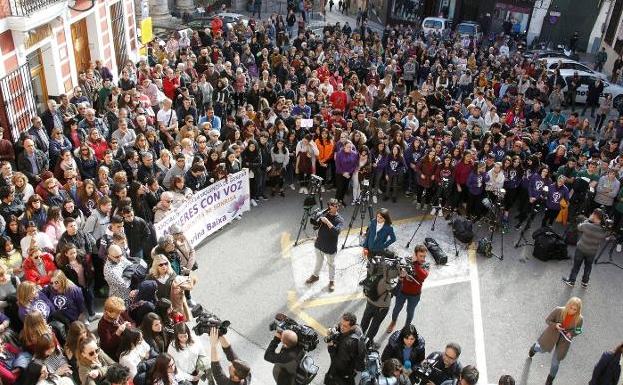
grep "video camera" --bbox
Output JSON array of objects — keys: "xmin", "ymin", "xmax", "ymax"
[
  {"xmin": 309, "ymin": 208, "xmax": 329, "ymax": 229},
  {"xmin": 367, "ymin": 249, "xmax": 417, "ymax": 280},
  {"xmin": 412, "ymin": 353, "xmax": 443, "ymax": 385},
  {"xmin": 269, "ymin": 313, "xmax": 319, "ymax": 351},
  {"xmin": 191, "ymin": 304, "xmax": 231, "ymax": 336}
]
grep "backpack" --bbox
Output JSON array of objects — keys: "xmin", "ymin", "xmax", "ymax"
[
  {"xmin": 476, "ymin": 238, "xmax": 492, "ymax": 257},
  {"xmin": 359, "ymin": 273, "xmax": 384, "ymax": 301},
  {"xmin": 295, "ymin": 353, "xmax": 319, "ymax": 385},
  {"xmin": 122, "ymin": 263, "xmax": 148, "ymax": 290},
  {"xmin": 451, "ymin": 216, "xmax": 474, "ymax": 243},
  {"xmin": 133, "ymin": 358, "xmax": 156, "ymax": 385},
  {"xmin": 424, "ymin": 237, "xmax": 448, "ymax": 265},
  {"xmin": 532, "ymin": 227, "xmax": 569, "ymax": 261}
]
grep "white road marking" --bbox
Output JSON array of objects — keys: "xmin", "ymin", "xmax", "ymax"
[{"xmin": 468, "ymin": 246, "xmax": 490, "ymax": 384}]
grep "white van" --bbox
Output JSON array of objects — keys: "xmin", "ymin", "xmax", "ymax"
[{"xmin": 422, "ymin": 17, "xmax": 451, "ymax": 36}]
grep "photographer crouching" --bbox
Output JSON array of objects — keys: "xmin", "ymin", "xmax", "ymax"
[
  {"xmin": 562, "ymin": 208, "xmax": 609, "ymax": 288},
  {"xmin": 264, "ymin": 329, "xmax": 304, "ymax": 385},
  {"xmin": 305, "ymin": 199, "xmax": 344, "ymax": 292},
  {"xmin": 325, "ymin": 312, "xmax": 364, "ymax": 385},
  {"xmin": 416, "ymin": 343, "xmax": 463, "ymax": 385}
]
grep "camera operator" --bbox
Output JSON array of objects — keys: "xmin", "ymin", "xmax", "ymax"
[
  {"xmin": 386, "ymin": 245, "xmax": 429, "ymax": 333},
  {"xmin": 562, "ymin": 208, "xmax": 609, "ymax": 288},
  {"xmin": 263, "ymin": 329, "xmax": 304, "ymax": 385},
  {"xmin": 209, "ymin": 327, "xmax": 252, "ymax": 385},
  {"xmin": 325, "ymin": 312, "xmax": 363, "ymax": 385},
  {"xmin": 421, "ymin": 343, "xmax": 462, "ymax": 385},
  {"xmin": 305, "ymin": 199, "xmax": 344, "ymax": 292},
  {"xmin": 360, "ymin": 253, "xmax": 400, "ymax": 347}
]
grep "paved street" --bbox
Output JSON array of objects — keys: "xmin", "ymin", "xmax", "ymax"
[{"xmin": 191, "ymin": 188, "xmax": 623, "ymax": 385}]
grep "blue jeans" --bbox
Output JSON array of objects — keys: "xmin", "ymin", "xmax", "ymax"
[
  {"xmin": 391, "ymin": 291, "xmax": 421, "ymax": 326},
  {"xmin": 533, "ymin": 342, "xmax": 561, "ymax": 377}
]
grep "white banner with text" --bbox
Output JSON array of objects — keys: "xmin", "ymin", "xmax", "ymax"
[{"xmin": 155, "ymin": 170, "xmax": 251, "ymax": 246}]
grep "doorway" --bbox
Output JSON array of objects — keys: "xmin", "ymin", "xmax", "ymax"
[
  {"xmin": 71, "ymin": 18, "xmax": 91, "ymax": 74},
  {"xmin": 27, "ymin": 50, "xmax": 48, "ymax": 114}
]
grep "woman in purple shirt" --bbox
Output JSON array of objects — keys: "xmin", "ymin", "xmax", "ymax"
[{"xmin": 335, "ymin": 141, "xmax": 359, "ymax": 205}]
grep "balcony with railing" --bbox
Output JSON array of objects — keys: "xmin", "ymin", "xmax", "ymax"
[
  {"xmin": 5, "ymin": 0, "xmax": 68, "ymax": 32},
  {"xmin": 9, "ymin": 0, "xmax": 64, "ymax": 16}
]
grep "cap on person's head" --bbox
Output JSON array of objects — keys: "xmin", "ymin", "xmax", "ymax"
[{"xmin": 551, "ymin": 125, "xmax": 562, "ymax": 133}]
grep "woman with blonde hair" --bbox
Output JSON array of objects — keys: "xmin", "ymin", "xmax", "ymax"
[
  {"xmin": 76, "ymin": 335, "xmax": 115, "ymax": 385},
  {"xmin": 146, "ymin": 255, "xmax": 193, "ymax": 319},
  {"xmin": 16, "ymin": 281, "xmax": 54, "ymax": 323},
  {"xmin": 12, "ymin": 172, "xmax": 34, "ymax": 204},
  {"xmin": 528, "ymin": 297, "xmax": 584, "ymax": 385},
  {"xmin": 42, "ymin": 271, "xmax": 87, "ymax": 324},
  {"xmin": 20, "ymin": 310, "xmax": 55, "ymax": 353}
]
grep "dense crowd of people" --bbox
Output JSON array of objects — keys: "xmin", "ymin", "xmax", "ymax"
[{"xmin": 0, "ymin": 3, "xmax": 620, "ymax": 384}]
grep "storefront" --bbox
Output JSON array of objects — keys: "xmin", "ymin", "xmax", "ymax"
[{"xmin": 0, "ymin": 0, "xmax": 139, "ymax": 140}]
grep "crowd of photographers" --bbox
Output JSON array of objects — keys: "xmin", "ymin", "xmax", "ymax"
[{"xmin": 0, "ymin": 0, "xmax": 620, "ymax": 384}]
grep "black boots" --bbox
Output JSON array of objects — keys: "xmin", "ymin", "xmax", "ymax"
[{"xmin": 545, "ymin": 375, "xmax": 554, "ymax": 385}]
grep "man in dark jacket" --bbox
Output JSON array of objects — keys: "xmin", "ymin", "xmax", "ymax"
[
  {"xmin": 305, "ymin": 199, "xmax": 344, "ymax": 292},
  {"xmin": 582, "ymin": 79, "xmax": 604, "ymax": 118},
  {"xmin": 16, "ymin": 138, "xmax": 49, "ymax": 184},
  {"xmin": 589, "ymin": 342, "xmax": 622, "ymax": 385},
  {"xmin": 264, "ymin": 330, "xmax": 304, "ymax": 385},
  {"xmin": 121, "ymin": 207, "xmax": 152, "ymax": 260},
  {"xmin": 58, "ymin": 217, "xmax": 97, "ymax": 256},
  {"xmin": 325, "ymin": 312, "xmax": 363, "ymax": 385},
  {"xmin": 426, "ymin": 343, "xmax": 463, "ymax": 385},
  {"xmin": 210, "ymin": 327, "xmax": 252, "ymax": 385}
]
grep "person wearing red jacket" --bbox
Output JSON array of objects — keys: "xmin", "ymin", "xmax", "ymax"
[
  {"xmin": 386, "ymin": 244, "xmax": 429, "ymax": 333},
  {"xmin": 454, "ymin": 150, "xmax": 475, "ymax": 211},
  {"xmin": 22, "ymin": 246, "xmax": 56, "ymax": 286},
  {"xmin": 162, "ymin": 69, "xmax": 180, "ymax": 101},
  {"xmin": 329, "ymin": 83, "xmax": 348, "ymax": 112}
]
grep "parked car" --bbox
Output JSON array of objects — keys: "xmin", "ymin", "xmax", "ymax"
[
  {"xmin": 421, "ymin": 17, "xmax": 452, "ymax": 36},
  {"xmin": 455, "ymin": 21, "xmax": 482, "ymax": 42},
  {"xmin": 552, "ymin": 70, "xmax": 623, "ymax": 109},
  {"xmin": 523, "ymin": 49, "xmax": 580, "ymax": 62},
  {"xmin": 540, "ymin": 58, "xmax": 608, "ymax": 80}
]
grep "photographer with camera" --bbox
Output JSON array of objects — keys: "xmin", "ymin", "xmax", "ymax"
[
  {"xmin": 209, "ymin": 327, "xmax": 252, "ymax": 385},
  {"xmin": 264, "ymin": 329, "xmax": 304, "ymax": 385},
  {"xmin": 562, "ymin": 208, "xmax": 609, "ymax": 288},
  {"xmin": 386, "ymin": 245, "xmax": 429, "ymax": 334},
  {"xmin": 419, "ymin": 343, "xmax": 462, "ymax": 385},
  {"xmin": 305, "ymin": 199, "xmax": 344, "ymax": 292},
  {"xmin": 324, "ymin": 312, "xmax": 364, "ymax": 385}
]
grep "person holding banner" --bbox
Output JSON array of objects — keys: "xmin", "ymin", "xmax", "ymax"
[{"xmin": 528, "ymin": 297, "xmax": 584, "ymax": 385}]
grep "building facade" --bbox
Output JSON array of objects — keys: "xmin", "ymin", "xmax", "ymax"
[
  {"xmin": 600, "ymin": 0, "xmax": 623, "ymax": 74},
  {"xmin": 0, "ymin": 0, "xmax": 139, "ymax": 141}
]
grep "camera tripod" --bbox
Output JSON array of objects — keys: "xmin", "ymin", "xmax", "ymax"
[
  {"xmin": 341, "ymin": 188, "xmax": 375, "ymax": 250},
  {"xmin": 514, "ymin": 202, "xmax": 541, "ymax": 248},
  {"xmin": 594, "ymin": 236, "xmax": 623, "ymax": 270},
  {"xmin": 476, "ymin": 200, "xmax": 505, "ymax": 260},
  {"xmin": 294, "ymin": 178, "xmax": 325, "ymax": 246},
  {"xmin": 405, "ymin": 211, "xmax": 428, "ymax": 249}
]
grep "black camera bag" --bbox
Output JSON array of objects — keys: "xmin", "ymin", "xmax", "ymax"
[{"xmin": 532, "ymin": 227, "xmax": 569, "ymax": 261}]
